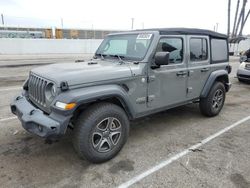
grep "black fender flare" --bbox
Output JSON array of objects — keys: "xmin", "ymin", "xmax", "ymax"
[
  {"xmin": 54, "ymin": 84, "xmax": 136, "ymax": 119},
  {"xmin": 200, "ymin": 70, "xmax": 230, "ymax": 98}
]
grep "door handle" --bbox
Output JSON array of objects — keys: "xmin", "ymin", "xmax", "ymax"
[
  {"xmin": 201, "ymin": 68, "xmax": 209, "ymax": 72},
  {"xmin": 176, "ymin": 71, "xmax": 187, "ymax": 76}
]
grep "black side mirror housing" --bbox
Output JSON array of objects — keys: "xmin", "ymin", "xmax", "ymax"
[{"xmin": 155, "ymin": 52, "xmax": 170, "ymax": 66}]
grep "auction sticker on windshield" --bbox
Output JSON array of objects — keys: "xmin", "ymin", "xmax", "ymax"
[{"xmin": 137, "ymin": 34, "xmax": 152, "ymax": 40}]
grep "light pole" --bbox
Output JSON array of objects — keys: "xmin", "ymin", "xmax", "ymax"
[
  {"xmin": 1, "ymin": 14, "xmax": 4, "ymax": 26},
  {"xmin": 216, "ymin": 23, "xmax": 219, "ymax": 32},
  {"xmin": 131, "ymin": 18, "xmax": 134, "ymax": 30},
  {"xmin": 60, "ymin": 18, "xmax": 64, "ymax": 28}
]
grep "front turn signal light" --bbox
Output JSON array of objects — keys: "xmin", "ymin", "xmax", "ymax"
[{"xmin": 55, "ymin": 102, "xmax": 76, "ymax": 110}]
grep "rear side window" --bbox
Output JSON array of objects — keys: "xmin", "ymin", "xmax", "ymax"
[
  {"xmin": 190, "ymin": 38, "xmax": 208, "ymax": 61},
  {"xmin": 211, "ymin": 39, "xmax": 228, "ymax": 62}
]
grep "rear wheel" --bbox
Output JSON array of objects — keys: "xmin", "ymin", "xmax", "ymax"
[
  {"xmin": 73, "ymin": 102, "xmax": 129, "ymax": 163},
  {"xmin": 199, "ymin": 82, "xmax": 226, "ymax": 117}
]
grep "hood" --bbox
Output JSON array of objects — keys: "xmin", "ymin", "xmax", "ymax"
[{"xmin": 31, "ymin": 59, "xmax": 133, "ymax": 87}]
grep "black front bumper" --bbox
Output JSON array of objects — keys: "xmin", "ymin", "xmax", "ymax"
[{"xmin": 10, "ymin": 94, "xmax": 71, "ymax": 138}]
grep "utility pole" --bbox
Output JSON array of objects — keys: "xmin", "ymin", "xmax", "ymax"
[
  {"xmin": 227, "ymin": 0, "xmax": 231, "ymax": 37},
  {"xmin": 131, "ymin": 18, "xmax": 134, "ymax": 30},
  {"xmin": 1, "ymin": 14, "xmax": 4, "ymax": 26},
  {"xmin": 60, "ymin": 18, "xmax": 64, "ymax": 28},
  {"xmin": 216, "ymin": 23, "xmax": 219, "ymax": 32}
]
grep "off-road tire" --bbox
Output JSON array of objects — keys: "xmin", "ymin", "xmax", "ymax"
[
  {"xmin": 73, "ymin": 102, "xmax": 129, "ymax": 163},
  {"xmin": 199, "ymin": 82, "xmax": 226, "ymax": 117}
]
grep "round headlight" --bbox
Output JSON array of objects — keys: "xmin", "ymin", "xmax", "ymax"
[{"xmin": 45, "ymin": 83, "xmax": 57, "ymax": 101}]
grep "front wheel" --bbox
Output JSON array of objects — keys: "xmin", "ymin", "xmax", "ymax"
[
  {"xmin": 199, "ymin": 82, "xmax": 226, "ymax": 117},
  {"xmin": 73, "ymin": 102, "xmax": 129, "ymax": 163}
]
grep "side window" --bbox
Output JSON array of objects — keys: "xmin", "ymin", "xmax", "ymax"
[
  {"xmin": 211, "ymin": 39, "xmax": 228, "ymax": 62},
  {"xmin": 156, "ymin": 38, "xmax": 183, "ymax": 64},
  {"xmin": 190, "ymin": 38, "xmax": 208, "ymax": 61}
]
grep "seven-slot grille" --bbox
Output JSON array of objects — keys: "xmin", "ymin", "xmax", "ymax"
[{"xmin": 28, "ymin": 74, "xmax": 47, "ymax": 107}]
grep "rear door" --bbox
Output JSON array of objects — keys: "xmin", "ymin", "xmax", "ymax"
[{"xmin": 187, "ymin": 36, "xmax": 212, "ymax": 99}]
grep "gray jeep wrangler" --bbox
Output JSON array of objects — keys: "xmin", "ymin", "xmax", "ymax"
[{"xmin": 11, "ymin": 28, "xmax": 231, "ymax": 163}]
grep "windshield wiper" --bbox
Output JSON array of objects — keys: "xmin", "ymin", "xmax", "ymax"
[
  {"xmin": 110, "ymin": 55, "xmax": 125, "ymax": 64},
  {"xmin": 95, "ymin": 53, "xmax": 106, "ymax": 60}
]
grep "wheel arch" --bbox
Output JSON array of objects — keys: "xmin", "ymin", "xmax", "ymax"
[
  {"xmin": 72, "ymin": 95, "xmax": 134, "ymax": 121},
  {"xmin": 56, "ymin": 84, "xmax": 136, "ymax": 124},
  {"xmin": 200, "ymin": 70, "xmax": 230, "ymax": 98}
]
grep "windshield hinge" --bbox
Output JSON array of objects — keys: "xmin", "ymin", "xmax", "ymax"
[
  {"xmin": 147, "ymin": 75, "xmax": 155, "ymax": 83},
  {"xmin": 147, "ymin": 95, "xmax": 155, "ymax": 103}
]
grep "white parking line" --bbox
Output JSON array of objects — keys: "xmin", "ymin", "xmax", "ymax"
[
  {"xmin": 0, "ymin": 116, "xmax": 17, "ymax": 122},
  {"xmin": 118, "ymin": 115, "xmax": 250, "ymax": 188},
  {"xmin": 0, "ymin": 87, "xmax": 20, "ymax": 92}
]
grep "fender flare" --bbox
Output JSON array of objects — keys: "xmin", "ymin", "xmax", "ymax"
[
  {"xmin": 200, "ymin": 70, "xmax": 230, "ymax": 98},
  {"xmin": 55, "ymin": 84, "xmax": 136, "ymax": 119}
]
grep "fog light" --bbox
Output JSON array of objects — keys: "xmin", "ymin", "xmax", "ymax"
[{"xmin": 55, "ymin": 102, "xmax": 76, "ymax": 110}]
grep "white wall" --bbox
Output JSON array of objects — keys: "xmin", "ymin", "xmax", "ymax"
[
  {"xmin": 238, "ymin": 38, "xmax": 250, "ymax": 52},
  {"xmin": 229, "ymin": 37, "xmax": 250, "ymax": 55},
  {"xmin": 0, "ymin": 38, "xmax": 103, "ymax": 54}
]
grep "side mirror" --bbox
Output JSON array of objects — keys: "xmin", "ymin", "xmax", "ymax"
[{"xmin": 155, "ymin": 52, "xmax": 169, "ymax": 66}]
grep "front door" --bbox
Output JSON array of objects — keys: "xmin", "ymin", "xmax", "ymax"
[{"xmin": 147, "ymin": 36, "xmax": 188, "ymax": 109}]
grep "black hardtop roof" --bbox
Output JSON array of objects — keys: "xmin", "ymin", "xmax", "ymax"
[{"xmin": 135, "ymin": 28, "xmax": 228, "ymax": 39}]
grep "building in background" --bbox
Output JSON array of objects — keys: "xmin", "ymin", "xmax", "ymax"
[
  {"xmin": 0, "ymin": 26, "xmax": 52, "ymax": 38},
  {"xmin": 0, "ymin": 26, "xmax": 122, "ymax": 39}
]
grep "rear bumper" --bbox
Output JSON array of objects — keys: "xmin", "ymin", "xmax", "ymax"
[{"xmin": 10, "ymin": 94, "xmax": 71, "ymax": 138}]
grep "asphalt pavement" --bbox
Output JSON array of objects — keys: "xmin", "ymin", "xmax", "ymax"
[{"xmin": 0, "ymin": 56, "xmax": 249, "ymax": 188}]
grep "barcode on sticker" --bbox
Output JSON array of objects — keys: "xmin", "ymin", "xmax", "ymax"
[{"xmin": 137, "ymin": 34, "xmax": 152, "ymax": 40}]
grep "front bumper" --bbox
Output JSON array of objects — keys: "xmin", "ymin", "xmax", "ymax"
[
  {"xmin": 237, "ymin": 68, "xmax": 250, "ymax": 81},
  {"xmin": 225, "ymin": 82, "xmax": 232, "ymax": 91},
  {"xmin": 10, "ymin": 94, "xmax": 71, "ymax": 138}
]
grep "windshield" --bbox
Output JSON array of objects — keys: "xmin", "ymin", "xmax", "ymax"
[{"xmin": 95, "ymin": 33, "xmax": 153, "ymax": 61}]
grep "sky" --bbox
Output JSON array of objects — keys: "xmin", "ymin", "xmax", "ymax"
[{"xmin": 0, "ymin": 0, "xmax": 249, "ymax": 34}]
